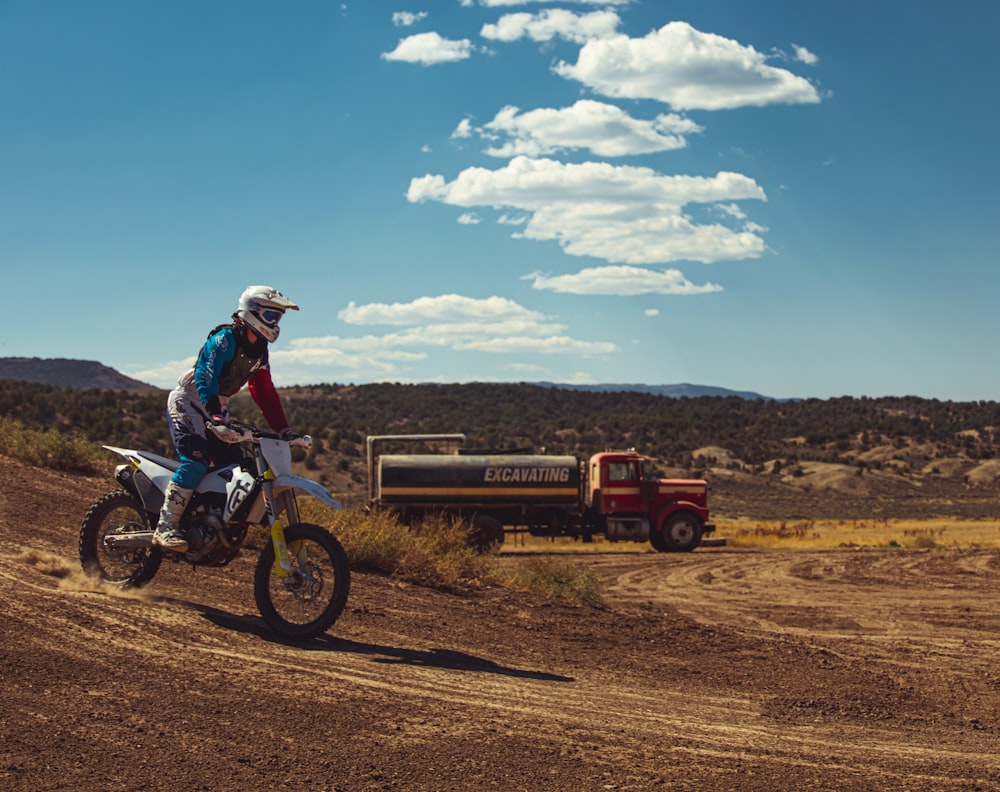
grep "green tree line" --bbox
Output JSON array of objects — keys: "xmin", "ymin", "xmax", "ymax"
[{"xmin": 3, "ymin": 378, "xmax": 999, "ymax": 470}]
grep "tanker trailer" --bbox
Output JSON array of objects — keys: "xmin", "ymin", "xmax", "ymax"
[{"xmin": 375, "ymin": 451, "xmax": 582, "ymax": 549}]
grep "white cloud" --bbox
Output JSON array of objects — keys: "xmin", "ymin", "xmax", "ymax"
[
  {"xmin": 382, "ymin": 32, "xmax": 473, "ymax": 65},
  {"xmin": 464, "ymin": 100, "xmax": 702, "ymax": 158},
  {"xmin": 481, "ymin": 10, "xmax": 620, "ymax": 44},
  {"xmin": 332, "ymin": 294, "xmax": 616, "ymax": 360},
  {"xmin": 452, "ymin": 118, "xmax": 474, "ymax": 138},
  {"xmin": 408, "ymin": 156, "xmax": 767, "ymax": 265},
  {"xmin": 563, "ymin": 371, "xmax": 599, "ymax": 385},
  {"xmin": 270, "ymin": 338, "xmax": 427, "ymax": 384},
  {"xmin": 129, "ymin": 357, "xmax": 195, "ymax": 387},
  {"xmin": 457, "ymin": 335, "xmax": 614, "ymax": 355},
  {"xmin": 278, "ymin": 337, "xmax": 425, "ymax": 365},
  {"xmin": 644, "ymin": 308, "xmax": 660, "ymax": 317},
  {"xmin": 457, "ymin": 212, "xmax": 481, "ymax": 224},
  {"xmin": 525, "ymin": 265, "xmax": 723, "ymax": 296},
  {"xmin": 793, "ymin": 44, "xmax": 819, "ymax": 65},
  {"xmin": 478, "ymin": 0, "xmax": 631, "ymax": 6},
  {"xmin": 145, "ymin": 307, "xmax": 615, "ymax": 384},
  {"xmin": 715, "ymin": 202, "xmax": 747, "ymax": 220},
  {"xmin": 554, "ymin": 21, "xmax": 821, "ymax": 110},
  {"xmin": 339, "ymin": 294, "xmax": 546, "ymax": 326},
  {"xmin": 392, "ymin": 11, "xmax": 428, "ymax": 27}
]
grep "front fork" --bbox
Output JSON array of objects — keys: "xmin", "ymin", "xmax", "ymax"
[{"xmin": 265, "ymin": 486, "xmax": 304, "ymax": 578}]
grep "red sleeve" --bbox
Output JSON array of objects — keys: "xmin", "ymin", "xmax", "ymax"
[{"xmin": 247, "ymin": 367, "xmax": 290, "ymax": 433}]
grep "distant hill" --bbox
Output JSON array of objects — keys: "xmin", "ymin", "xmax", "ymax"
[
  {"xmin": 6, "ymin": 373, "xmax": 1000, "ymax": 519},
  {"xmin": 0, "ymin": 358, "xmax": 159, "ymax": 392},
  {"xmin": 541, "ymin": 382, "xmax": 778, "ymax": 400},
  {"xmin": 0, "ymin": 358, "xmax": 773, "ymax": 400}
]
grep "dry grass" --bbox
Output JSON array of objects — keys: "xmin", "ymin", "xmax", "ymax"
[
  {"xmin": 502, "ymin": 557, "xmax": 604, "ymax": 608},
  {"xmin": 491, "ymin": 519, "xmax": 1000, "ymax": 553},
  {"xmin": 297, "ymin": 501, "xmax": 604, "ymax": 605},
  {"xmin": 0, "ymin": 416, "xmax": 108, "ymax": 474},
  {"xmin": 501, "ymin": 533, "xmax": 650, "ymax": 554},
  {"xmin": 719, "ymin": 517, "xmax": 1000, "ymax": 550}
]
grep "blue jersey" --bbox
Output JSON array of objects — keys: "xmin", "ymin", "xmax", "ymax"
[{"xmin": 193, "ymin": 326, "xmax": 269, "ymax": 404}]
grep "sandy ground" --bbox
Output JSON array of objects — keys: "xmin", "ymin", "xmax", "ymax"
[{"xmin": 1, "ymin": 455, "xmax": 998, "ymax": 791}]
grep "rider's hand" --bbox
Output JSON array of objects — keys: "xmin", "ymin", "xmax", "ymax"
[
  {"xmin": 279, "ymin": 427, "xmax": 299, "ymax": 441},
  {"xmin": 205, "ymin": 396, "xmax": 229, "ymax": 425}
]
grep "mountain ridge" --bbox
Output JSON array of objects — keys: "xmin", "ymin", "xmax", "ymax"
[
  {"xmin": 0, "ymin": 358, "xmax": 775, "ymax": 399},
  {"xmin": 539, "ymin": 382, "xmax": 778, "ymax": 400},
  {"xmin": 0, "ymin": 357, "xmax": 159, "ymax": 392}
]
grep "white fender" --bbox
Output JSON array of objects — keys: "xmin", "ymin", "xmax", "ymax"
[
  {"xmin": 273, "ymin": 474, "xmax": 342, "ymax": 509},
  {"xmin": 103, "ymin": 444, "xmax": 176, "ymax": 491}
]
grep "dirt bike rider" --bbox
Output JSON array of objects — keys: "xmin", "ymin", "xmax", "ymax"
[{"xmin": 153, "ymin": 285, "xmax": 300, "ymax": 553}]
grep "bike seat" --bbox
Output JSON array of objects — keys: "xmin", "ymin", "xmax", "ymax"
[{"xmin": 137, "ymin": 450, "xmax": 180, "ymax": 471}]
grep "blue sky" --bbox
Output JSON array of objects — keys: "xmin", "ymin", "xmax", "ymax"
[{"xmin": 2, "ymin": 1, "xmax": 998, "ymax": 401}]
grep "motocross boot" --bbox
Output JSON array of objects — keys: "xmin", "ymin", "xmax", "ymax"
[{"xmin": 153, "ymin": 482, "xmax": 193, "ymax": 552}]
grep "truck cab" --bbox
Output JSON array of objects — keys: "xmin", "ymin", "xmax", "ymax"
[{"xmin": 587, "ymin": 451, "xmax": 714, "ymax": 552}]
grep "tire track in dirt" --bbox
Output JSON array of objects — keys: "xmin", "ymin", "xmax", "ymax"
[
  {"xmin": 13, "ymin": 550, "xmax": 988, "ymax": 790},
  {"xmin": 4, "ymin": 453, "xmax": 999, "ymax": 791},
  {"xmin": 586, "ymin": 549, "xmax": 1000, "ymax": 671}
]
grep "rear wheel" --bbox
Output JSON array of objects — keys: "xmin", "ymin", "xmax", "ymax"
[
  {"xmin": 254, "ymin": 523, "xmax": 350, "ymax": 642},
  {"xmin": 470, "ymin": 514, "xmax": 504, "ymax": 553},
  {"xmin": 79, "ymin": 490, "xmax": 162, "ymax": 587}
]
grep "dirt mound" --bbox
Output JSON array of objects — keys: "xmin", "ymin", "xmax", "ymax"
[
  {"xmin": 966, "ymin": 459, "xmax": 1000, "ymax": 485},
  {"xmin": 1, "ymin": 455, "xmax": 998, "ymax": 791},
  {"xmin": 778, "ymin": 460, "xmax": 917, "ymax": 495}
]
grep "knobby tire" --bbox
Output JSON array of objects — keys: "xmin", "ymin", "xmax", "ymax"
[
  {"xmin": 79, "ymin": 490, "xmax": 162, "ymax": 588},
  {"xmin": 253, "ymin": 522, "xmax": 350, "ymax": 642}
]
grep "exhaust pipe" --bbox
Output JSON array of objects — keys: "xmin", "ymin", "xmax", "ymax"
[{"xmin": 104, "ymin": 531, "xmax": 154, "ymax": 549}]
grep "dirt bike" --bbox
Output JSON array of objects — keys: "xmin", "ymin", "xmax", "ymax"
[{"xmin": 79, "ymin": 422, "xmax": 350, "ymax": 641}]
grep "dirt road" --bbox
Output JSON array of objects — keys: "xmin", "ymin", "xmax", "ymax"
[{"xmin": 1, "ymin": 456, "xmax": 997, "ymax": 791}]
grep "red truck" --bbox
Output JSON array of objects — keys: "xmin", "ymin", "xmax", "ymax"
[{"xmin": 366, "ymin": 434, "xmax": 714, "ymax": 552}]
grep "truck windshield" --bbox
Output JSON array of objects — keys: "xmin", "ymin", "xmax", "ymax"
[{"xmin": 608, "ymin": 461, "xmax": 638, "ymax": 481}]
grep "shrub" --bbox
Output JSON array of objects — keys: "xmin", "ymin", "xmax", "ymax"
[
  {"xmin": 298, "ymin": 501, "xmax": 603, "ymax": 606},
  {"xmin": 0, "ymin": 416, "xmax": 107, "ymax": 475},
  {"xmin": 911, "ymin": 533, "xmax": 937, "ymax": 549},
  {"xmin": 503, "ymin": 557, "xmax": 604, "ymax": 609},
  {"xmin": 306, "ymin": 506, "xmax": 495, "ymax": 592}
]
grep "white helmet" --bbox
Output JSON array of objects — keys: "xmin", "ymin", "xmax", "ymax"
[{"xmin": 235, "ymin": 285, "xmax": 299, "ymax": 343}]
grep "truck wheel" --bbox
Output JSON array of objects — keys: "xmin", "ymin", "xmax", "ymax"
[
  {"xmin": 661, "ymin": 512, "xmax": 703, "ymax": 553},
  {"xmin": 650, "ymin": 526, "xmax": 669, "ymax": 553},
  {"xmin": 470, "ymin": 514, "xmax": 504, "ymax": 553}
]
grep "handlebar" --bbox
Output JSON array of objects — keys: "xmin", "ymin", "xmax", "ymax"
[{"xmin": 206, "ymin": 421, "xmax": 312, "ymax": 449}]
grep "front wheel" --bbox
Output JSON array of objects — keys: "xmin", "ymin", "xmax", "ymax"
[
  {"xmin": 254, "ymin": 523, "xmax": 350, "ymax": 642},
  {"xmin": 659, "ymin": 512, "xmax": 703, "ymax": 553},
  {"xmin": 79, "ymin": 490, "xmax": 162, "ymax": 587}
]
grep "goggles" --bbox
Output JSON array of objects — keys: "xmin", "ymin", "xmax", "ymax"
[{"xmin": 260, "ymin": 308, "xmax": 284, "ymax": 325}]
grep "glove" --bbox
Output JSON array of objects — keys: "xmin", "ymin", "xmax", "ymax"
[
  {"xmin": 210, "ymin": 407, "xmax": 231, "ymax": 428},
  {"xmin": 279, "ymin": 428, "xmax": 299, "ymax": 441}
]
